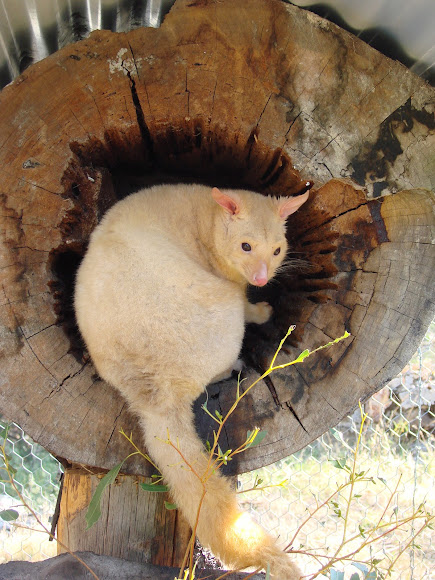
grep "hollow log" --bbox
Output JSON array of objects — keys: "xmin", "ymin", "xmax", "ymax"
[{"xmin": 0, "ymin": 0, "xmax": 434, "ymax": 482}]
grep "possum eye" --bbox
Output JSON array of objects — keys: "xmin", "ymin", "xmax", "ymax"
[
  {"xmin": 241, "ymin": 242, "xmax": 251, "ymax": 252},
  {"xmin": 274, "ymin": 247, "xmax": 281, "ymax": 256}
]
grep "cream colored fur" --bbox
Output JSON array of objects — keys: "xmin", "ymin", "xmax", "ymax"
[{"xmin": 74, "ymin": 183, "xmax": 308, "ymax": 578}]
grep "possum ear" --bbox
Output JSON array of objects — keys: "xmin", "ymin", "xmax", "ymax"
[
  {"xmin": 212, "ymin": 187, "xmax": 240, "ymax": 215},
  {"xmin": 278, "ymin": 191, "xmax": 309, "ymax": 219}
]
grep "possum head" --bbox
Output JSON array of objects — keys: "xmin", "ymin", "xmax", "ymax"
[{"xmin": 211, "ymin": 187, "xmax": 309, "ymax": 287}]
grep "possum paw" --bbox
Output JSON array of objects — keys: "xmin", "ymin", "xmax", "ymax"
[{"xmin": 245, "ymin": 301, "xmax": 273, "ymax": 324}]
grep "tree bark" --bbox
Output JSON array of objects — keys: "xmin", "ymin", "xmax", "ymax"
[
  {"xmin": 0, "ymin": 0, "xmax": 434, "ymax": 479},
  {"xmin": 56, "ymin": 468, "xmax": 191, "ymax": 566}
]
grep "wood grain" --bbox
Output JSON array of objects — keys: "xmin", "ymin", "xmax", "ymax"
[
  {"xmin": 0, "ymin": 0, "xmax": 434, "ymax": 477},
  {"xmin": 57, "ymin": 468, "xmax": 191, "ymax": 566}
]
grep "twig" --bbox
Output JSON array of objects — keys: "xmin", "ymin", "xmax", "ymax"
[{"xmin": 49, "ymin": 472, "xmax": 64, "ymax": 541}]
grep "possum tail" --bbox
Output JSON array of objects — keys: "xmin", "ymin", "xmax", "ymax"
[{"xmin": 137, "ymin": 396, "xmax": 302, "ymax": 579}]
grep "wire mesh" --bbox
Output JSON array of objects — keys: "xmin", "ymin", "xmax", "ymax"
[
  {"xmin": 239, "ymin": 320, "xmax": 435, "ymax": 578},
  {"xmin": 1, "ymin": 319, "xmax": 434, "ymax": 577},
  {"xmin": 0, "ymin": 422, "xmax": 62, "ymax": 562}
]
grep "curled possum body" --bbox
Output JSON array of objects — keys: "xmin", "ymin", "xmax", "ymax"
[{"xmin": 74, "ymin": 183, "xmax": 309, "ymax": 578}]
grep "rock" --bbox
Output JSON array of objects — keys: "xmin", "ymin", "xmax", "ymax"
[{"xmin": 0, "ymin": 552, "xmax": 265, "ymax": 580}]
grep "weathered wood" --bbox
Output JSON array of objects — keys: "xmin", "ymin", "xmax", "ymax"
[
  {"xmin": 0, "ymin": 0, "xmax": 434, "ymax": 479},
  {"xmin": 57, "ymin": 468, "xmax": 191, "ymax": 566},
  {"xmin": 212, "ymin": 183, "xmax": 435, "ymax": 473},
  {"xmin": 0, "ymin": 552, "xmax": 262, "ymax": 580}
]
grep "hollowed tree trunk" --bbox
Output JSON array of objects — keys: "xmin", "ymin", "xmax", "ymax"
[{"xmin": 0, "ymin": 0, "xmax": 434, "ymax": 493}]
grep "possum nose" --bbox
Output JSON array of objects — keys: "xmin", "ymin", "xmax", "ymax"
[{"xmin": 252, "ymin": 262, "xmax": 268, "ymax": 286}]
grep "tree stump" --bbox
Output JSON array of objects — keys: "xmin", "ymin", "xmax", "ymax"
[
  {"xmin": 57, "ymin": 469, "xmax": 190, "ymax": 567},
  {"xmin": 0, "ymin": 0, "xmax": 434, "ymax": 563}
]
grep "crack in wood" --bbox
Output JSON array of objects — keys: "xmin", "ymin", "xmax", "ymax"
[
  {"xmin": 123, "ymin": 49, "xmax": 155, "ymax": 164},
  {"xmin": 13, "ymin": 246, "xmax": 50, "ymax": 253},
  {"xmin": 208, "ymin": 78, "xmax": 218, "ymax": 124},
  {"xmin": 262, "ymin": 374, "xmax": 281, "ymax": 407},
  {"xmin": 105, "ymin": 402, "xmax": 128, "ymax": 453},
  {"xmin": 75, "ymin": 405, "xmax": 93, "ymax": 433},
  {"xmin": 284, "ymin": 401, "xmax": 307, "ymax": 433},
  {"xmin": 185, "ymin": 68, "xmax": 190, "ymax": 118},
  {"xmin": 319, "ymin": 162, "xmax": 334, "ymax": 178},
  {"xmin": 319, "ymin": 392, "xmax": 340, "ymax": 414},
  {"xmin": 2, "ymin": 174, "xmax": 62, "ymax": 196},
  {"xmin": 284, "ymin": 110, "xmax": 302, "ymax": 139},
  {"xmin": 255, "ymin": 93, "xmax": 273, "ymax": 129},
  {"xmin": 127, "ymin": 40, "xmax": 154, "ymax": 120},
  {"xmin": 69, "ymin": 107, "xmax": 89, "ymax": 138},
  {"xmin": 25, "ymin": 323, "xmax": 56, "ymax": 340},
  {"xmin": 301, "ymin": 198, "xmax": 374, "ymax": 239},
  {"xmin": 58, "ymin": 363, "xmax": 88, "ymax": 389},
  {"xmin": 17, "ymin": 325, "xmax": 58, "ymax": 384},
  {"xmin": 304, "ymin": 131, "xmax": 344, "ymax": 165},
  {"xmin": 90, "ymin": 94, "xmax": 106, "ymax": 130}
]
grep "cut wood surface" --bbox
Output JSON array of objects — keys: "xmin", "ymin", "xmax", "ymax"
[{"xmin": 0, "ymin": 0, "xmax": 434, "ymax": 477}]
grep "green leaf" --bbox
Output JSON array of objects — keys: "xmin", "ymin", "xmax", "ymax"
[
  {"xmin": 0, "ymin": 509, "xmax": 19, "ymax": 522},
  {"xmin": 246, "ymin": 430, "xmax": 267, "ymax": 448},
  {"xmin": 3, "ymin": 454, "xmax": 17, "ymax": 476},
  {"xmin": 349, "ymin": 574, "xmax": 360, "ymax": 580},
  {"xmin": 330, "ymin": 428, "xmax": 342, "ymax": 441},
  {"xmin": 86, "ymin": 461, "xmax": 124, "ymax": 529},
  {"xmin": 330, "ymin": 570, "xmax": 345, "ymax": 580},
  {"xmin": 294, "ymin": 349, "xmax": 310, "ymax": 363},
  {"xmin": 164, "ymin": 501, "xmax": 177, "ymax": 510},
  {"xmin": 265, "ymin": 563, "xmax": 271, "ymax": 580},
  {"xmin": 140, "ymin": 483, "xmax": 170, "ymax": 493},
  {"xmin": 201, "ymin": 402, "xmax": 221, "ymax": 424},
  {"xmin": 331, "ymin": 458, "xmax": 348, "ymax": 471},
  {"xmin": 371, "ymin": 559, "xmax": 383, "ymax": 567}
]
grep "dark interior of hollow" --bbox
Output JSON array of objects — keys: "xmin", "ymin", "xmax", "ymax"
[{"xmin": 48, "ymin": 120, "xmax": 318, "ymax": 375}]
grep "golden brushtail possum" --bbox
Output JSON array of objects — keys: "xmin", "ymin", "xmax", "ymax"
[{"xmin": 75, "ymin": 184, "xmax": 308, "ymax": 578}]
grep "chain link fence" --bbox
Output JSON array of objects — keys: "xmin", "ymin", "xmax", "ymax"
[{"xmin": 1, "ymin": 319, "xmax": 434, "ymax": 577}]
